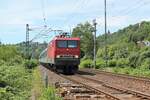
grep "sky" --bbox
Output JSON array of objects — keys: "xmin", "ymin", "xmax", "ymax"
[{"xmin": 0, "ymin": 0, "xmax": 150, "ymax": 44}]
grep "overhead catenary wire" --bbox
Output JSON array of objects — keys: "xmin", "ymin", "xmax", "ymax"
[
  {"xmin": 31, "ymin": 0, "xmax": 65, "ymax": 42},
  {"xmin": 31, "ymin": 0, "xmax": 150, "ymax": 42},
  {"xmin": 26, "ymin": 0, "xmax": 49, "ymax": 45},
  {"xmin": 110, "ymin": 0, "xmax": 143, "ymax": 16},
  {"xmin": 122, "ymin": 1, "xmax": 150, "ymax": 15},
  {"xmin": 94, "ymin": 0, "xmax": 150, "ymax": 31},
  {"xmin": 109, "ymin": 0, "xmax": 150, "ymax": 19},
  {"xmin": 30, "ymin": 28, "xmax": 63, "ymax": 42},
  {"xmin": 41, "ymin": 0, "xmax": 47, "ymax": 27},
  {"xmin": 30, "ymin": 27, "xmax": 50, "ymax": 42},
  {"xmin": 63, "ymin": 0, "xmax": 87, "ymax": 31}
]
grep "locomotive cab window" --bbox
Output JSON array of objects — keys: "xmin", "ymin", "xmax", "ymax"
[
  {"xmin": 68, "ymin": 40, "xmax": 77, "ymax": 48},
  {"xmin": 57, "ymin": 40, "xmax": 78, "ymax": 48},
  {"xmin": 57, "ymin": 40, "xmax": 67, "ymax": 48}
]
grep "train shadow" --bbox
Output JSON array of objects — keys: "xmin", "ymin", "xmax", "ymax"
[
  {"xmin": 77, "ymin": 71, "xmax": 96, "ymax": 76},
  {"xmin": 40, "ymin": 64, "xmax": 96, "ymax": 76}
]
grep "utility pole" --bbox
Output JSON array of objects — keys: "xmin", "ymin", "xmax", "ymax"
[
  {"xmin": 104, "ymin": 0, "xmax": 108, "ymax": 67},
  {"xmin": 93, "ymin": 19, "xmax": 97, "ymax": 69},
  {"xmin": 0, "ymin": 38, "xmax": 1, "ymax": 46},
  {"xmin": 26, "ymin": 24, "xmax": 30, "ymax": 59},
  {"xmin": 70, "ymin": 27, "xmax": 72, "ymax": 35}
]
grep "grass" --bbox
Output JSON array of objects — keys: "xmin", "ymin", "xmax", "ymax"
[
  {"xmin": 32, "ymin": 67, "xmax": 44, "ymax": 99},
  {"xmin": 103, "ymin": 67, "xmax": 150, "ymax": 77},
  {"xmin": 32, "ymin": 67, "xmax": 62, "ymax": 100}
]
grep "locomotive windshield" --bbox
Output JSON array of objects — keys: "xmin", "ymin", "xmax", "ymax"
[
  {"xmin": 68, "ymin": 40, "xmax": 77, "ymax": 48},
  {"xmin": 57, "ymin": 40, "xmax": 67, "ymax": 48},
  {"xmin": 57, "ymin": 40, "xmax": 78, "ymax": 48}
]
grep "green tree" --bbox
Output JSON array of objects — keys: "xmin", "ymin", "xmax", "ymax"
[{"xmin": 72, "ymin": 22, "xmax": 94, "ymax": 59}]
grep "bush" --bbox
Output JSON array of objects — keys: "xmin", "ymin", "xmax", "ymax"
[
  {"xmin": 112, "ymin": 67, "xmax": 133, "ymax": 74},
  {"xmin": 80, "ymin": 59, "xmax": 93, "ymax": 68},
  {"xmin": 112, "ymin": 66, "xmax": 150, "ymax": 77},
  {"xmin": 108, "ymin": 59, "xmax": 117, "ymax": 67},
  {"xmin": 0, "ymin": 45, "xmax": 20, "ymax": 62},
  {"xmin": 0, "ymin": 65, "xmax": 32, "ymax": 100},
  {"xmin": 140, "ymin": 58, "xmax": 150, "ymax": 69},
  {"xmin": 128, "ymin": 52, "xmax": 139, "ymax": 68},
  {"xmin": 130, "ymin": 67, "xmax": 150, "ymax": 77},
  {"xmin": 0, "ymin": 60, "xmax": 5, "ymax": 66},
  {"xmin": 96, "ymin": 59, "xmax": 105, "ymax": 69},
  {"xmin": 117, "ymin": 58, "xmax": 129, "ymax": 67},
  {"xmin": 96, "ymin": 48, "xmax": 104, "ymax": 58},
  {"xmin": 141, "ymin": 50, "xmax": 150, "ymax": 58},
  {"xmin": 24, "ymin": 59, "xmax": 38, "ymax": 69}
]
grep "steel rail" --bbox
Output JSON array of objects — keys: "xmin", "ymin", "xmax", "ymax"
[
  {"xmin": 60, "ymin": 74, "xmax": 121, "ymax": 100},
  {"xmin": 82, "ymin": 69, "xmax": 150, "ymax": 83},
  {"xmin": 76, "ymin": 74, "xmax": 150, "ymax": 100}
]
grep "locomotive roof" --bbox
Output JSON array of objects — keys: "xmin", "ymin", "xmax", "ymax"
[{"xmin": 53, "ymin": 37, "xmax": 80, "ymax": 40}]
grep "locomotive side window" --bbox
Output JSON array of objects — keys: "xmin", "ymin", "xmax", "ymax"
[
  {"xmin": 57, "ymin": 40, "xmax": 67, "ymax": 48},
  {"xmin": 68, "ymin": 40, "xmax": 77, "ymax": 48}
]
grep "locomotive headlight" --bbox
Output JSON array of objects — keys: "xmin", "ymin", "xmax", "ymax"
[
  {"xmin": 56, "ymin": 55, "xmax": 60, "ymax": 58},
  {"xmin": 74, "ymin": 55, "xmax": 79, "ymax": 58}
]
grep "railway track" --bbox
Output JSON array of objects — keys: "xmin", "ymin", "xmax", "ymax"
[
  {"xmin": 40, "ymin": 66, "xmax": 150, "ymax": 100},
  {"xmin": 40, "ymin": 65, "xmax": 114, "ymax": 99},
  {"xmin": 59, "ymin": 74, "xmax": 121, "ymax": 100},
  {"xmin": 80, "ymin": 68, "xmax": 150, "ymax": 82},
  {"xmin": 79, "ymin": 69, "xmax": 150, "ymax": 94},
  {"xmin": 59, "ymin": 74, "xmax": 150, "ymax": 100}
]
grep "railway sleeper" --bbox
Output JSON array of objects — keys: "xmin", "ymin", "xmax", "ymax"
[
  {"xmin": 78, "ymin": 74, "xmax": 150, "ymax": 99},
  {"xmin": 56, "ymin": 82, "xmax": 104, "ymax": 99},
  {"xmin": 64, "ymin": 94, "xmax": 107, "ymax": 100}
]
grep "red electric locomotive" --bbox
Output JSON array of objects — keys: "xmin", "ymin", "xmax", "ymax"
[{"xmin": 39, "ymin": 33, "xmax": 80, "ymax": 74}]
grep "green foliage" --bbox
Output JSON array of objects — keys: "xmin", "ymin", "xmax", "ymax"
[
  {"xmin": 0, "ymin": 45, "xmax": 21, "ymax": 62},
  {"xmin": 96, "ymin": 48, "xmax": 104, "ymax": 58},
  {"xmin": 108, "ymin": 59, "xmax": 117, "ymax": 67},
  {"xmin": 112, "ymin": 66, "xmax": 150, "ymax": 77},
  {"xmin": 141, "ymin": 50, "xmax": 150, "ymax": 58},
  {"xmin": 95, "ymin": 21, "xmax": 150, "ymax": 74},
  {"xmin": 113, "ymin": 67, "xmax": 132, "ymax": 74},
  {"xmin": 80, "ymin": 59, "xmax": 93, "ymax": 68},
  {"xmin": 32, "ymin": 67, "xmax": 62, "ymax": 100},
  {"xmin": 72, "ymin": 21, "xmax": 150, "ymax": 72},
  {"xmin": 72, "ymin": 22, "xmax": 95, "ymax": 58},
  {"xmin": 0, "ymin": 65, "xmax": 32, "ymax": 100},
  {"xmin": 0, "ymin": 60, "xmax": 5, "ymax": 66},
  {"xmin": 80, "ymin": 59, "xmax": 106, "ymax": 69},
  {"xmin": 18, "ymin": 41, "xmax": 48, "ymax": 59},
  {"xmin": 0, "ymin": 45, "xmax": 33, "ymax": 100},
  {"xmin": 39, "ymin": 87, "xmax": 62, "ymax": 100},
  {"xmin": 96, "ymin": 59, "xmax": 105, "ymax": 69},
  {"xmin": 116, "ymin": 58, "xmax": 129, "ymax": 67},
  {"xmin": 128, "ymin": 52, "xmax": 140, "ymax": 68},
  {"xmin": 24, "ymin": 59, "xmax": 38, "ymax": 69},
  {"xmin": 131, "ymin": 67, "xmax": 150, "ymax": 77},
  {"xmin": 140, "ymin": 58, "xmax": 150, "ymax": 69}
]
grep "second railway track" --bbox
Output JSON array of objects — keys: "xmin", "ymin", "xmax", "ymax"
[
  {"xmin": 60, "ymin": 73, "xmax": 150, "ymax": 100},
  {"xmin": 81, "ymin": 68, "xmax": 150, "ymax": 82},
  {"xmin": 79, "ymin": 69, "xmax": 150, "ymax": 94}
]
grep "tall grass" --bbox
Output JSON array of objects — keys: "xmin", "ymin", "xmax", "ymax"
[{"xmin": 32, "ymin": 68, "xmax": 62, "ymax": 100}]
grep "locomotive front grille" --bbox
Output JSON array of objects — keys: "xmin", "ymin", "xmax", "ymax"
[
  {"xmin": 56, "ymin": 55, "xmax": 79, "ymax": 58},
  {"xmin": 55, "ymin": 57, "xmax": 80, "ymax": 66}
]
